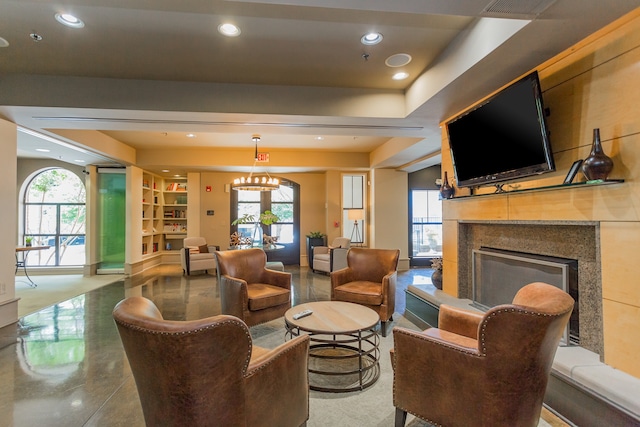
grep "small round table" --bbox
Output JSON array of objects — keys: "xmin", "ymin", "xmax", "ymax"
[{"xmin": 284, "ymin": 301, "xmax": 380, "ymax": 393}]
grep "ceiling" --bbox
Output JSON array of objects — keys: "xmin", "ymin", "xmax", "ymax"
[{"xmin": 1, "ymin": 0, "xmax": 639, "ymax": 176}]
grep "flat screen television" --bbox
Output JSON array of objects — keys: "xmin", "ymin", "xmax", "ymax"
[{"xmin": 445, "ymin": 71, "xmax": 555, "ymax": 189}]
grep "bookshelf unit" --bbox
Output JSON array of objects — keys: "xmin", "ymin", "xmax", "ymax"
[
  {"xmin": 141, "ymin": 172, "xmax": 162, "ymax": 256},
  {"xmin": 162, "ymin": 177, "xmax": 188, "ymax": 252}
]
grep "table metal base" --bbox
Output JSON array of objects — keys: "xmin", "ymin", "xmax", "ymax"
[{"xmin": 286, "ymin": 325, "xmax": 380, "ymax": 393}]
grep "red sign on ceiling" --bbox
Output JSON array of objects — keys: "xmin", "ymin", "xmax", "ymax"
[{"xmin": 257, "ymin": 152, "xmax": 269, "ymax": 162}]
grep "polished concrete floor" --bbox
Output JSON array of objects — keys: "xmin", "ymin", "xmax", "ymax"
[
  {"xmin": 1, "ymin": 265, "xmax": 566, "ymax": 426},
  {"xmin": 0, "ymin": 265, "xmax": 437, "ymax": 426}
]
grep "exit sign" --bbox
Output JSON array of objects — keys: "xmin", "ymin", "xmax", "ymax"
[{"xmin": 257, "ymin": 152, "xmax": 270, "ymax": 162}]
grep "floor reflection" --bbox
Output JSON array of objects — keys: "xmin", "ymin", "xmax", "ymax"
[{"xmin": 0, "ymin": 265, "xmax": 432, "ymax": 426}]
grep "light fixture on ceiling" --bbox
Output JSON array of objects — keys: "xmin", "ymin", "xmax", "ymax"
[
  {"xmin": 361, "ymin": 32, "xmax": 383, "ymax": 45},
  {"xmin": 231, "ymin": 135, "xmax": 279, "ymax": 191},
  {"xmin": 392, "ymin": 72, "xmax": 409, "ymax": 81},
  {"xmin": 55, "ymin": 13, "xmax": 85, "ymax": 28},
  {"xmin": 218, "ymin": 23, "xmax": 241, "ymax": 37}
]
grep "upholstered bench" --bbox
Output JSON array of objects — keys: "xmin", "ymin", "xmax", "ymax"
[{"xmin": 266, "ymin": 261, "xmax": 284, "ymax": 271}]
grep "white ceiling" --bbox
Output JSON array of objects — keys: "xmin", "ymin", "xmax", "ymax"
[{"xmin": 2, "ymin": 0, "xmax": 639, "ymax": 176}]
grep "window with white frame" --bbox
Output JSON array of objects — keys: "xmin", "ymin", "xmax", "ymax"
[{"xmin": 342, "ymin": 174, "xmax": 366, "ymax": 244}]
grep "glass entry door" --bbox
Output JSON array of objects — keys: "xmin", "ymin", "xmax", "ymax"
[{"xmin": 97, "ymin": 168, "xmax": 125, "ymax": 273}]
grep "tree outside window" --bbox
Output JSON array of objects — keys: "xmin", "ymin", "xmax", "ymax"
[{"xmin": 23, "ymin": 168, "xmax": 86, "ymax": 266}]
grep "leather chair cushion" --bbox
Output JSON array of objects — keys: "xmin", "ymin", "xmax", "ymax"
[
  {"xmin": 334, "ymin": 281, "xmax": 383, "ymax": 305},
  {"xmin": 247, "ymin": 283, "xmax": 291, "ymax": 311}
]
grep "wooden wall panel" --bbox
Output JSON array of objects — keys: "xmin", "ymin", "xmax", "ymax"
[
  {"xmin": 443, "ymin": 196, "xmax": 509, "ymax": 221},
  {"xmin": 602, "ymin": 299, "xmax": 640, "ymax": 378},
  {"xmin": 440, "ymin": 10, "xmax": 640, "ymax": 378},
  {"xmin": 600, "ymin": 222, "xmax": 640, "ymax": 307}
]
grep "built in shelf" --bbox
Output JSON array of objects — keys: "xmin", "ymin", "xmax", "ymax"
[{"xmin": 449, "ymin": 179, "xmax": 624, "ymax": 200}]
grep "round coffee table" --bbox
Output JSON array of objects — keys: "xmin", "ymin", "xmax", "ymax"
[{"xmin": 284, "ymin": 301, "xmax": 380, "ymax": 393}]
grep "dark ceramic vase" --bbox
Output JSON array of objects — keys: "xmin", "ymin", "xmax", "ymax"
[
  {"xmin": 440, "ymin": 171, "xmax": 455, "ymax": 199},
  {"xmin": 431, "ymin": 269, "xmax": 443, "ymax": 290},
  {"xmin": 582, "ymin": 128, "xmax": 613, "ymax": 181}
]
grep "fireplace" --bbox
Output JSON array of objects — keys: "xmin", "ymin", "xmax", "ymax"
[
  {"xmin": 458, "ymin": 221, "xmax": 603, "ymax": 357},
  {"xmin": 472, "ymin": 247, "xmax": 579, "ymax": 345}
]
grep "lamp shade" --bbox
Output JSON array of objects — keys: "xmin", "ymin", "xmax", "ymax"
[{"xmin": 348, "ymin": 209, "xmax": 364, "ymax": 221}]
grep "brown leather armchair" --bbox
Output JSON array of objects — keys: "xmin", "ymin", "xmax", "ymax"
[
  {"xmin": 391, "ymin": 282, "xmax": 575, "ymax": 427},
  {"xmin": 215, "ymin": 248, "xmax": 292, "ymax": 327},
  {"xmin": 113, "ymin": 296, "xmax": 310, "ymax": 427},
  {"xmin": 330, "ymin": 247, "xmax": 400, "ymax": 337}
]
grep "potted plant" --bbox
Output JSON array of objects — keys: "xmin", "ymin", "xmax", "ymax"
[
  {"xmin": 25, "ymin": 236, "xmax": 33, "ymax": 247},
  {"xmin": 306, "ymin": 231, "xmax": 326, "ymax": 268},
  {"xmin": 430, "ymin": 257, "xmax": 443, "ymax": 290},
  {"xmin": 232, "ymin": 211, "xmax": 280, "ymax": 247},
  {"xmin": 259, "ymin": 210, "xmax": 279, "ymax": 225}
]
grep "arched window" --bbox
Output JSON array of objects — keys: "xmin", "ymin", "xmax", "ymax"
[
  {"xmin": 230, "ymin": 178, "xmax": 300, "ymax": 265},
  {"xmin": 22, "ymin": 168, "xmax": 86, "ymax": 266}
]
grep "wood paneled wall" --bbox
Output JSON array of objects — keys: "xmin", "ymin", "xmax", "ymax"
[{"xmin": 440, "ymin": 8, "xmax": 640, "ymax": 379}]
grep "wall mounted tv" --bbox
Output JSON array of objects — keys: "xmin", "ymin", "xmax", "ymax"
[{"xmin": 445, "ymin": 71, "xmax": 555, "ymax": 189}]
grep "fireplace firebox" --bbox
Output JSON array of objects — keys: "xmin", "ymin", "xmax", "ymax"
[{"xmin": 473, "ymin": 247, "xmax": 579, "ymax": 345}]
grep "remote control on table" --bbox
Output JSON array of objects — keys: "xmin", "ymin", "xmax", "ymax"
[{"xmin": 293, "ymin": 309, "xmax": 313, "ymax": 320}]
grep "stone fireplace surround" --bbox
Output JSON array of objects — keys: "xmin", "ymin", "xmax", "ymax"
[
  {"xmin": 457, "ymin": 220, "xmax": 602, "ymax": 357},
  {"xmin": 404, "ymin": 220, "xmax": 640, "ymax": 423}
]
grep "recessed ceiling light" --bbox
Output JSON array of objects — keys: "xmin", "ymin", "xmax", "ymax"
[
  {"xmin": 186, "ymin": 133, "xmax": 196, "ymax": 138},
  {"xmin": 74, "ymin": 159, "xmax": 85, "ymax": 163},
  {"xmin": 218, "ymin": 23, "xmax": 241, "ymax": 37},
  {"xmin": 315, "ymin": 136, "xmax": 324, "ymax": 141},
  {"xmin": 55, "ymin": 13, "xmax": 85, "ymax": 28},
  {"xmin": 0, "ymin": 37, "xmax": 8, "ymax": 48},
  {"xmin": 392, "ymin": 72, "xmax": 409, "ymax": 81},
  {"xmin": 36, "ymin": 148, "xmax": 50, "ymax": 152},
  {"xmin": 385, "ymin": 53, "xmax": 412, "ymax": 68},
  {"xmin": 162, "ymin": 169, "xmax": 170, "ymax": 173},
  {"xmin": 361, "ymin": 32, "xmax": 383, "ymax": 45}
]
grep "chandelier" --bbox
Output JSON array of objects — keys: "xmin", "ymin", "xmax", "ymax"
[{"xmin": 231, "ymin": 135, "xmax": 280, "ymax": 191}]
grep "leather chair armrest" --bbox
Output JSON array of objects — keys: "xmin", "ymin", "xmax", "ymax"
[
  {"xmin": 260, "ymin": 269, "xmax": 292, "ymax": 289},
  {"xmin": 245, "ymin": 335, "xmax": 310, "ymax": 426},
  {"xmin": 392, "ymin": 327, "xmax": 483, "ymax": 420},
  {"xmin": 219, "ymin": 275, "xmax": 249, "ymax": 319},
  {"xmin": 438, "ymin": 304, "xmax": 483, "ymax": 339},
  {"xmin": 330, "ymin": 267, "xmax": 355, "ymax": 290},
  {"xmin": 381, "ymin": 270, "xmax": 397, "ymax": 310}
]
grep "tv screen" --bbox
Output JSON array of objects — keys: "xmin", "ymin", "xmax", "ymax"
[{"xmin": 446, "ymin": 71, "xmax": 555, "ymax": 189}]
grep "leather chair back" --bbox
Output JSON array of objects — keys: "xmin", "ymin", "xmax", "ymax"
[
  {"xmin": 392, "ymin": 282, "xmax": 575, "ymax": 427},
  {"xmin": 113, "ymin": 297, "xmax": 252, "ymax": 426},
  {"xmin": 346, "ymin": 247, "xmax": 399, "ymax": 282},
  {"xmin": 216, "ymin": 248, "xmax": 267, "ymax": 284}
]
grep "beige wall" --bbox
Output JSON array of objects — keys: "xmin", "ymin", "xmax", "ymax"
[
  {"xmin": 440, "ymin": 9, "xmax": 640, "ymax": 378},
  {"xmin": 0, "ymin": 119, "xmax": 18, "ymax": 328},
  {"xmin": 195, "ymin": 171, "xmax": 327, "ymax": 265},
  {"xmin": 371, "ymin": 169, "xmax": 410, "ymax": 269}
]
